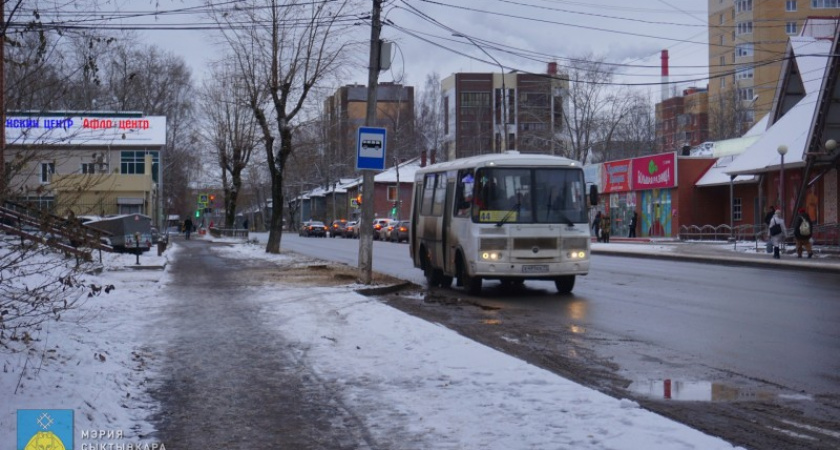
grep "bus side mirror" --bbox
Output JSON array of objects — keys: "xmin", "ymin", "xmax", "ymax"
[{"xmin": 589, "ymin": 185, "xmax": 599, "ymax": 206}]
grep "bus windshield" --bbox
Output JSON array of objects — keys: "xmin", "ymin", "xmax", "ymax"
[{"xmin": 471, "ymin": 167, "xmax": 587, "ymax": 225}]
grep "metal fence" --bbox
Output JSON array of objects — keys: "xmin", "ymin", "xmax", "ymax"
[{"xmin": 678, "ymin": 222, "xmax": 840, "ymax": 246}]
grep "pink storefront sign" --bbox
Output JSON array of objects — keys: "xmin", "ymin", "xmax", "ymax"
[{"xmin": 632, "ymin": 152, "xmax": 677, "ymax": 190}]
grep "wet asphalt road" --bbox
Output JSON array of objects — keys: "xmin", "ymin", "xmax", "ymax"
[
  {"xmin": 148, "ymin": 239, "xmax": 373, "ymax": 449},
  {"xmin": 278, "ymin": 233, "xmax": 840, "ymax": 399}
]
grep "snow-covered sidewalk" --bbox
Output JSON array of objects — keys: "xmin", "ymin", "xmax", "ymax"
[{"xmin": 2, "ymin": 238, "xmax": 742, "ymax": 449}]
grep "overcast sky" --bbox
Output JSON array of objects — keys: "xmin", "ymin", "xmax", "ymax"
[{"xmin": 127, "ymin": 0, "xmax": 709, "ymax": 99}]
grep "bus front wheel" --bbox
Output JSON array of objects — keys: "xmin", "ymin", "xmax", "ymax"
[
  {"xmin": 555, "ymin": 276, "xmax": 575, "ymax": 294},
  {"xmin": 458, "ymin": 265, "xmax": 481, "ymax": 295}
]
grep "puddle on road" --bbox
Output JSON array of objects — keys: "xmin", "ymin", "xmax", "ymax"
[{"xmin": 627, "ymin": 379, "xmax": 814, "ymax": 403}]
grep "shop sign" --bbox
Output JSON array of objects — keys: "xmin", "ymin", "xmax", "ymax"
[
  {"xmin": 602, "ymin": 159, "xmax": 632, "ymax": 193},
  {"xmin": 632, "ymin": 152, "xmax": 677, "ymax": 190}
]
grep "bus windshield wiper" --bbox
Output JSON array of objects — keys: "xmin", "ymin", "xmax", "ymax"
[{"xmin": 496, "ymin": 202, "xmax": 520, "ymax": 227}]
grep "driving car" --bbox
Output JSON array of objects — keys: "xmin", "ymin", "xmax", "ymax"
[
  {"xmin": 390, "ymin": 220, "xmax": 410, "ymax": 243},
  {"xmin": 343, "ymin": 221, "xmax": 358, "ymax": 238},
  {"xmin": 299, "ymin": 220, "xmax": 328, "ymax": 237},
  {"xmin": 372, "ymin": 218, "xmax": 395, "ymax": 240},
  {"xmin": 329, "ymin": 219, "xmax": 347, "ymax": 238}
]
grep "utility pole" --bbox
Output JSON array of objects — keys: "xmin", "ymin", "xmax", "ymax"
[
  {"xmin": 0, "ymin": 1, "xmax": 6, "ymax": 201},
  {"xmin": 359, "ymin": 0, "xmax": 382, "ymax": 284}
]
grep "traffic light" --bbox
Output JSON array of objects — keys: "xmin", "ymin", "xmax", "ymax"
[
  {"xmin": 356, "ymin": 194, "xmax": 362, "ymax": 205},
  {"xmin": 195, "ymin": 210, "xmax": 200, "ymax": 218}
]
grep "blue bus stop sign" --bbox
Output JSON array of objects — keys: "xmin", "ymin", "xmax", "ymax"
[{"xmin": 356, "ymin": 127, "xmax": 387, "ymax": 170}]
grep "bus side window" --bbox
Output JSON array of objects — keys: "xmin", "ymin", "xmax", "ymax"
[{"xmin": 455, "ymin": 169, "xmax": 474, "ymax": 217}]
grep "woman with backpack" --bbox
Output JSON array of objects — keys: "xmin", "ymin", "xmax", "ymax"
[{"xmin": 792, "ymin": 208, "xmax": 814, "ymax": 258}]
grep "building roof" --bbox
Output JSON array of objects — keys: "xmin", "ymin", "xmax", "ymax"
[{"xmin": 724, "ymin": 33, "xmax": 834, "ymax": 176}]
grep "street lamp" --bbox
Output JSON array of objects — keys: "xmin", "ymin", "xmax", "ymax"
[
  {"xmin": 453, "ymin": 33, "xmax": 508, "ymax": 152},
  {"xmin": 777, "ymin": 144, "xmax": 788, "ymax": 219}
]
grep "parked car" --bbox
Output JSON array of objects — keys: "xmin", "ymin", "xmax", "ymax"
[
  {"xmin": 390, "ymin": 220, "xmax": 410, "ymax": 243},
  {"xmin": 329, "ymin": 219, "xmax": 347, "ymax": 238},
  {"xmin": 299, "ymin": 220, "xmax": 328, "ymax": 237},
  {"xmin": 372, "ymin": 218, "xmax": 395, "ymax": 240},
  {"xmin": 343, "ymin": 221, "xmax": 358, "ymax": 238}
]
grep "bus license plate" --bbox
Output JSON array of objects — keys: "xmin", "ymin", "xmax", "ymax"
[{"xmin": 522, "ymin": 264, "xmax": 548, "ymax": 273}]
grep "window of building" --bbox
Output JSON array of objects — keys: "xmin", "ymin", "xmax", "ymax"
[
  {"xmin": 736, "ymin": 0, "xmax": 753, "ymax": 12},
  {"xmin": 720, "ymin": 35, "xmax": 724, "ymax": 46},
  {"xmin": 24, "ymin": 196, "xmax": 54, "ymax": 211},
  {"xmin": 720, "ymin": 55, "xmax": 726, "ymax": 67},
  {"xmin": 81, "ymin": 162, "xmax": 96, "ymax": 174},
  {"xmin": 736, "ymin": 21, "xmax": 753, "ymax": 35},
  {"xmin": 786, "ymin": 21, "xmax": 798, "ymax": 35},
  {"xmin": 786, "ymin": 0, "xmax": 797, "ymax": 11},
  {"xmin": 736, "ymin": 66, "xmax": 754, "ymax": 80},
  {"xmin": 40, "ymin": 162, "xmax": 55, "ymax": 184},
  {"xmin": 387, "ymin": 185, "xmax": 398, "ymax": 202},
  {"xmin": 719, "ymin": 13, "xmax": 724, "ymax": 25},
  {"xmin": 733, "ymin": 197, "xmax": 742, "ymax": 221},
  {"xmin": 720, "ymin": 77, "xmax": 726, "ymax": 89},
  {"xmin": 811, "ymin": 0, "xmax": 839, "ymax": 8},
  {"xmin": 460, "ymin": 92, "xmax": 490, "ymax": 108},
  {"xmin": 120, "ymin": 150, "xmax": 160, "ymax": 182},
  {"xmin": 735, "ymin": 43, "xmax": 754, "ymax": 58},
  {"xmin": 739, "ymin": 87, "xmax": 755, "ymax": 101}
]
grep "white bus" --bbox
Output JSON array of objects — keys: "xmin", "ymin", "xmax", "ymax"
[{"xmin": 409, "ymin": 151, "xmax": 597, "ymax": 294}]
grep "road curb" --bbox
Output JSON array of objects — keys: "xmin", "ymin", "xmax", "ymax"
[{"xmin": 591, "ymin": 248, "xmax": 840, "ymax": 274}]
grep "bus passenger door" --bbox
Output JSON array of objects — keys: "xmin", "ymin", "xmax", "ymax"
[{"xmin": 442, "ymin": 178, "xmax": 454, "ymax": 273}]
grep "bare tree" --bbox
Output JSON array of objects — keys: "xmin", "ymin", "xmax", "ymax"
[
  {"xmin": 214, "ymin": 0, "xmax": 359, "ymax": 253},
  {"xmin": 416, "ymin": 72, "xmax": 445, "ymax": 161},
  {"xmin": 561, "ymin": 55, "xmax": 621, "ymax": 163},
  {"xmin": 707, "ymin": 86, "xmax": 751, "ymax": 141},
  {"xmin": 201, "ymin": 64, "xmax": 259, "ymax": 228}
]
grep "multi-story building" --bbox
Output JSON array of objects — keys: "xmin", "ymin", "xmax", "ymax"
[
  {"xmin": 708, "ymin": 0, "xmax": 840, "ymax": 136},
  {"xmin": 441, "ymin": 63, "xmax": 568, "ymax": 160},
  {"xmin": 655, "ymin": 86, "xmax": 710, "ymax": 152},
  {"xmin": 4, "ymin": 111, "xmax": 166, "ymax": 224},
  {"xmin": 322, "ymin": 82, "xmax": 415, "ymax": 174}
]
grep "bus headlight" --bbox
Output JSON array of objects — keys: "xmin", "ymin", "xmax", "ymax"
[
  {"xmin": 481, "ymin": 251, "xmax": 502, "ymax": 261},
  {"xmin": 567, "ymin": 251, "xmax": 586, "ymax": 259}
]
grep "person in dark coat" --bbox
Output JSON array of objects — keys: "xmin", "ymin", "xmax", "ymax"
[
  {"xmin": 792, "ymin": 208, "xmax": 813, "ymax": 258},
  {"xmin": 592, "ymin": 211, "xmax": 602, "ymax": 241},
  {"xmin": 183, "ymin": 217, "xmax": 193, "ymax": 240},
  {"xmin": 628, "ymin": 211, "xmax": 638, "ymax": 238},
  {"xmin": 600, "ymin": 213, "xmax": 611, "ymax": 243}
]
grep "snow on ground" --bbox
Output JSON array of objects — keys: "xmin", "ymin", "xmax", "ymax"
[{"xmin": 3, "ymin": 234, "xmax": 743, "ymax": 449}]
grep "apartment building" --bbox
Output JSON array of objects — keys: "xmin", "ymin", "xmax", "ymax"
[
  {"xmin": 708, "ymin": 0, "xmax": 840, "ymax": 136},
  {"xmin": 441, "ymin": 63, "xmax": 569, "ymax": 160},
  {"xmin": 655, "ymin": 86, "xmax": 710, "ymax": 152},
  {"xmin": 322, "ymin": 82, "xmax": 415, "ymax": 173}
]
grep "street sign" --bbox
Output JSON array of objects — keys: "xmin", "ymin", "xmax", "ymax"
[
  {"xmin": 356, "ymin": 127, "xmax": 387, "ymax": 170},
  {"xmin": 198, "ymin": 193, "xmax": 208, "ymax": 205}
]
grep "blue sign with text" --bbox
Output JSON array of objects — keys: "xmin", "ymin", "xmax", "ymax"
[{"xmin": 356, "ymin": 127, "xmax": 387, "ymax": 170}]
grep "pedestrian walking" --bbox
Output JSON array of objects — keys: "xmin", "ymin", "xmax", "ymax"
[
  {"xmin": 792, "ymin": 208, "xmax": 814, "ymax": 258},
  {"xmin": 592, "ymin": 211, "xmax": 602, "ymax": 241},
  {"xmin": 763, "ymin": 205, "xmax": 776, "ymax": 253},
  {"xmin": 183, "ymin": 217, "xmax": 193, "ymax": 240},
  {"xmin": 768, "ymin": 209, "xmax": 786, "ymax": 259},
  {"xmin": 628, "ymin": 211, "xmax": 638, "ymax": 238},
  {"xmin": 600, "ymin": 213, "xmax": 611, "ymax": 243}
]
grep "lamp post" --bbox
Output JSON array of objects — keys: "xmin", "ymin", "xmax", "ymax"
[
  {"xmin": 453, "ymin": 33, "xmax": 507, "ymax": 152},
  {"xmin": 777, "ymin": 144, "xmax": 788, "ymax": 219}
]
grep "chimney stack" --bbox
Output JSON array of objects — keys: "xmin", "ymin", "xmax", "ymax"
[{"xmin": 547, "ymin": 61, "xmax": 558, "ymax": 75}]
